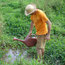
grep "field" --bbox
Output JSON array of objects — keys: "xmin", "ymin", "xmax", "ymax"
[{"xmin": 0, "ymin": 0, "xmax": 65, "ymax": 65}]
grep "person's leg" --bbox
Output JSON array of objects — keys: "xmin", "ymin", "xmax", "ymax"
[
  {"xmin": 36, "ymin": 35, "xmax": 45, "ymax": 62},
  {"xmin": 36, "ymin": 48, "xmax": 42, "ymax": 60},
  {"xmin": 36, "ymin": 35, "xmax": 42, "ymax": 61},
  {"xmin": 41, "ymin": 48, "xmax": 44, "ymax": 57},
  {"xmin": 41, "ymin": 36, "xmax": 46, "ymax": 63}
]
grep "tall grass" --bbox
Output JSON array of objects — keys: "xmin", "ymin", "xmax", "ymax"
[{"xmin": 0, "ymin": 13, "xmax": 4, "ymax": 45}]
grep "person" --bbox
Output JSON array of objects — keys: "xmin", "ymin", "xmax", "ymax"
[{"xmin": 25, "ymin": 4, "xmax": 52, "ymax": 62}]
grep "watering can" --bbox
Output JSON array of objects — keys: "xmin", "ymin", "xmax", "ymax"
[{"xmin": 13, "ymin": 34, "xmax": 37, "ymax": 47}]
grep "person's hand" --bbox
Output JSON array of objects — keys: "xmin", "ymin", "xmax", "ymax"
[{"xmin": 45, "ymin": 34, "xmax": 50, "ymax": 40}]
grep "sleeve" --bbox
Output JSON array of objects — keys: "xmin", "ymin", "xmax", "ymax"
[
  {"xmin": 30, "ymin": 16, "xmax": 34, "ymax": 25},
  {"xmin": 40, "ymin": 11, "xmax": 48, "ymax": 23},
  {"xmin": 30, "ymin": 16, "xmax": 33, "ymax": 21}
]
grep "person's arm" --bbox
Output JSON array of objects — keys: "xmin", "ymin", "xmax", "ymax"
[
  {"xmin": 28, "ymin": 21, "xmax": 34, "ymax": 36},
  {"xmin": 45, "ymin": 20, "xmax": 52, "ymax": 40}
]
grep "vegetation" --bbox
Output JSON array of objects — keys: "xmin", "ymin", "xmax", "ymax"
[{"xmin": 0, "ymin": 0, "xmax": 65, "ymax": 65}]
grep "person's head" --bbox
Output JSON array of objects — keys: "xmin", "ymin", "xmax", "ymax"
[{"xmin": 25, "ymin": 4, "xmax": 37, "ymax": 16}]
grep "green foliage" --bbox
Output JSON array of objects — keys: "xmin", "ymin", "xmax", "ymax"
[
  {"xmin": 45, "ymin": 35, "xmax": 65, "ymax": 65},
  {"xmin": 0, "ymin": 58, "xmax": 48, "ymax": 65}
]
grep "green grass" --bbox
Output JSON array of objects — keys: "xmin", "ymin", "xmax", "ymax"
[{"xmin": 0, "ymin": 0, "xmax": 65, "ymax": 65}]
